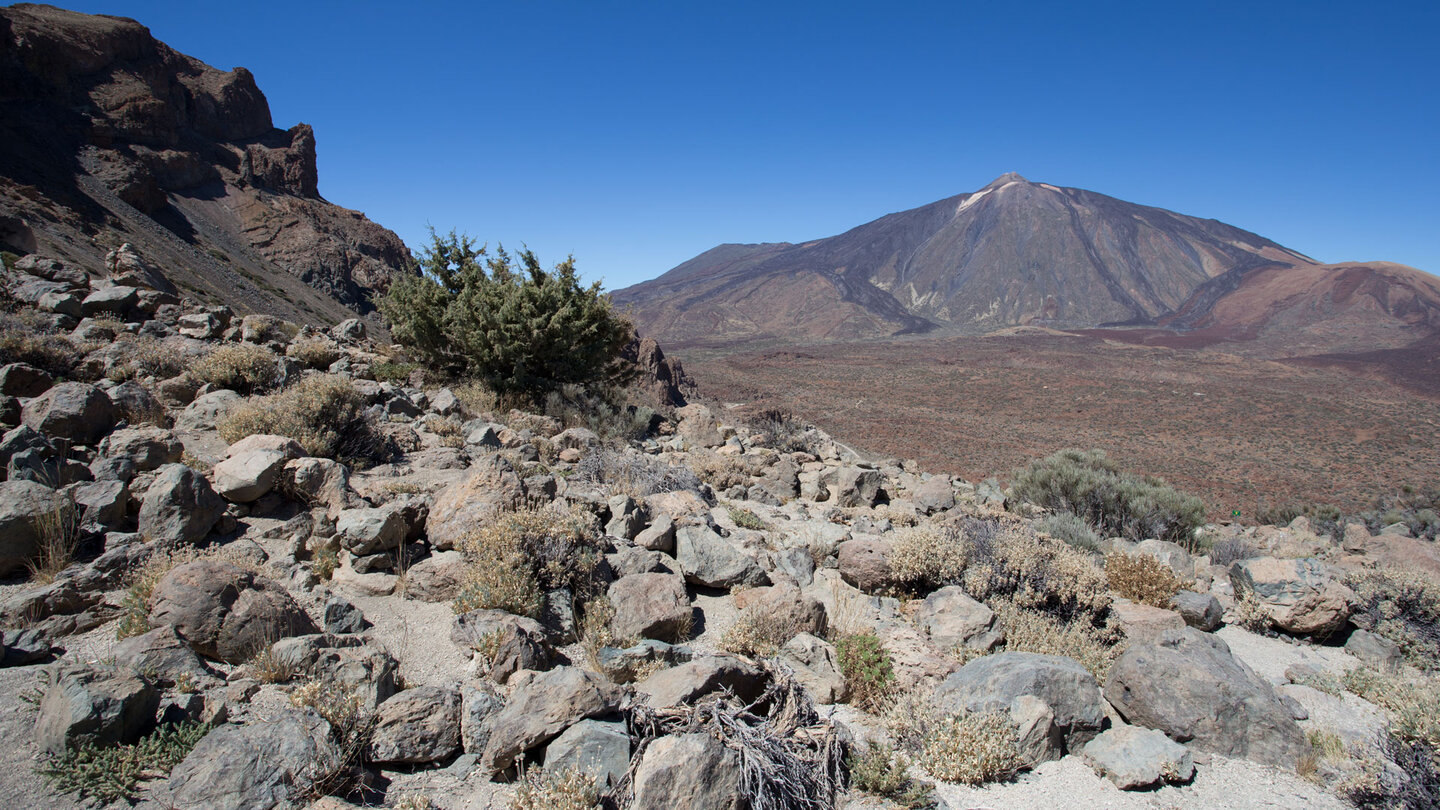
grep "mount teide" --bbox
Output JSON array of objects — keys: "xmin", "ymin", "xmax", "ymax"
[{"xmin": 615, "ymin": 173, "xmax": 1327, "ymax": 346}]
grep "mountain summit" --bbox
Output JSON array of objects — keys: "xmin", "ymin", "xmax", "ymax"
[{"xmin": 613, "ymin": 174, "xmax": 1318, "ymax": 345}]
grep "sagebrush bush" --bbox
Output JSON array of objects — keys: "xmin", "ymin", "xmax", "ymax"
[
  {"xmin": 751, "ymin": 408, "xmax": 817, "ymax": 454},
  {"xmin": 218, "ymin": 374, "xmax": 389, "ymax": 463},
  {"xmin": 847, "ymin": 740, "xmax": 932, "ymax": 808},
  {"xmin": 1037, "ymin": 511, "xmax": 1101, "ymax": 552},
  {"xmin": 26, "ymin": 493, "xmax": 80, "ymax": 585},
  {"xmin": 726, "ymin": 505, "xmax": 769, "ymax": 531},
  {"xmin": 286, "ymin": 337, "xmax": 341, "ymax": 370},
  {"xmin": 1345, "ymin": 570, "xmax": 1440, "ymax": 669},
  {"xmin": 1209, "ymin": 536, "xmax": 1260, "ymax": 567},
  {"xmin": 380, "ymin": 229, "xmax": 634, "ymax": 403},
  {"xmin": 104, "ymin": 333, "xmax": 189, "ymax": 381},
  {"xmin": 888, "ymin": 524, "xmax": 968, "ymax": 592},
  {"xmin": 288, "ymin": 679, "xmax": 373, "ymax": 799},
  {"xmin": 836, "ymin": 631, "xmax": 893, "ymax": 712},
  {"xmin": 1105, "ymin": 552, "xmax": 1191, "ymax": 608},
  {"xmin": 543, "ymin": 383, "xmax": 655, "ymax": 444},
  {"xmin": 573, "ymin": 449, "xmax": 702, "ymax": 498},
  {"xmin": 1011, "ymin": 448, "xmax": 1205, "ymax": 547},
  {"xmin": 0, "ymin": 311, "xmax": 83, "ymax": 378},
  {"xmin": 686, "ymin": 448, "xmax": 761, "ymax": 491},
  {"xmin": 919, "ymin": 711, "xmax": 1023, "ymax": 785},
  {"xmin": 36, "ymin": 720, "xmax": 210, "ymax": 804},
  {"xmin": 193, "ymin": 343, "xmax": 281, "ymax": 394},
  {"xmin": 719, "ymin": 607, "xmax": 798, "ymax": 658},
  {"xmin": 454, "ymin": 505, "xmax": 602, "ymax": 619},
  {"xmin": 1344, "ymin": 668, "xmax": 1440, "ymax": 755},
  {"xmin": 989, "ymin": 597, "xmax": 1124, "ymax": 680},
  {"xmin": 936, "ymin": 516, "xmax": 1111, "ymax": 622}
]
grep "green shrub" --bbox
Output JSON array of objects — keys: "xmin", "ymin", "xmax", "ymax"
[
  {"xmin": 371, "ymin": 360, "xmax": 419, "ymax": 384},
  {"xmin": 1011, "ymin": 448, "xmax": 1205, "ymax": 548},
  {"xmin": 36, "ymin": 720, "xmax": 210, "ymax": 804},
  {"xmin": 847, "ymin": 740, "xmax": 933, "ymax": 808},
  {"xmin": 193, "ymin": 344, "xmax": 281, "ymax": 394},
  {"xmin": 836, "ymin": 631, "xmax": 893, "ymax": 712},
  {"xmin": 726, "ymin": 505, "xmax": 769, "ymax": 531},
  {"xmin": 1037, "ymin": 512, "xmax": 1101, "ymax": 552},
  {"xmin": 379, "ymin": 229, "xmax": 634, "ymax": 403},
  {"xmin": 218, "ymin": 374, "xmax": 390, "ymax": 463}
]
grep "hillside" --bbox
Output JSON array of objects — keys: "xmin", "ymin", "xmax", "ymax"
[
  {"xmin": 613, "ymin": 173, "xmax": 1318, "ymax": 346},
  {"xmin": 0, "ymin": 4, "xmax": 412, "ymax": 326}
]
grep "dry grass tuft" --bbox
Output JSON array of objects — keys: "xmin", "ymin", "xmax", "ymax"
[
  {"xmin": 719, "ymin": 607, "xmax": 799, "ymax": 658},
  {"xmin": 510, "ymin": 764, "xmax": 600, "ymax": 810},
  {"xmin": 26, "ymin": 495, "xmax": 81, "ymax": 584},
  {"xmin": 919, "ymin": 710, "xmax": 1023, "ymax": 785}
]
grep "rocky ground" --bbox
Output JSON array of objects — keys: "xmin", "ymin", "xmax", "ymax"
[{"xmin": 0, "ymin": 248, "xmax": 1435, "ymax": 809}]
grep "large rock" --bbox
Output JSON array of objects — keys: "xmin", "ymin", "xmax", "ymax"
[
  {"xmin": 450, "ymin": 609, "xmax": 554, "ymax": 683},
  {"xmin": 481, "ymin": 666, "xmax": 625, "ymax": 773},
  {"xmin": 0, "ymin": 362, "xmax": 53, "ymax": 397},
  {"xmin": 630, "ymin": 733, "xmax": 744, "ymax": 810},
  {"xmin": 137, "ymin": 463, "xmax": 224, "ymax": 545},
  {"xmin": 914, "ymin": 475, "xmax": 955, "ymax": 513},
  {"xmin": 21, "ymin": 382, "xmax": 116, "ymax": 445},
  {"xmin": 111, "ymin": 625, "xmax": 215, "ymax": 687},
  {"xmin": 34, "ymin": 663, "xmax": 160, "ymax": 755},
  {"xmin": 1104, "ymin": 627, "xmax": 1307, "ymax": 768},
  {"xmin": 1082, "ymin": 725, "xmax": 1195, "ymax": 790},
  {"xmin": 147, "ymin": 559, "xmax": 319, "ymax": 663},
  {"xmin": 917, "ymin": 585, "xmax": 1002, "ymax": 652},
  {"xmin": 282, "ymin": 457, "xmax": 359, "ymax": 513},
  {"xmin": 402, "ymin": 550, "xmax": 466, "ymax": 602},
  {"xmin": 266, "ymin": 634, "xmax": 399, "ymax": 709},
  {"xmin": 1169, "ymin": 590, "xmax": 1224, "ymax": 631},
  {"xmin": 933, "ymin": 652, "xmax": 1106, "ymax": 752},
  {"xmin": 100, "ymin": 426, "xmax": 183, "ymax": 471},
  {"xmin": 367, "ymin": 686, "xmax": 462, "ymax": 765},
  {"xmin": 212, "ymin": 434, "xmax": 303, "ymax": 503},
  {"xmin": 0, "ymin": 480, "xmax": 68, "ymax": 576},
  {"xmin": 837, "ymin": 536, "xmax": 892, "ymax": 592},
  {"xmin": 609, "ymin": 573, "xmax": 692, "ymax": 642},
  {"xmin": 732, "ymin": 581, "xmax": 828, "ymax": 639},
  {"xmin": 175, "ymin": 389, "xmax": 242, "ymax": 431},
  {"xmin": 426, "ymin": 456, "xmax": 526, "ymax": 550},
  {"xmin": 335, "ymin": 506, "xmax": 406, "ymax": 556},
  {"xmin": 1229, "ymin": 557, "xmax": 1355, "ymax": 636},
  {"xmin": 167, "ymin": 710, "xmax": 340, "ymax": 810},
  {"xmin": 833, "ymin": 466, "xmax": 884, "ymax": 508},
  {"xmin": 675, "ymin": 524, "xmax": 767, "ymax": 589},
  {"xmin": 543, "ymin": 719, "xmax": 631, "ymax": 788},
  {"xmin": 778, "ymin": 632, "xmax": 847, "ymax": 704},
  {"xmin": 635, "ymin": 654, "xmax": 767, "ymax": 708}
]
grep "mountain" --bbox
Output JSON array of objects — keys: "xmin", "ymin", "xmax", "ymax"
[
  {"xmin": 613, "ymin": 172, "xmax": 1321, "ymax": 346},
  {"xmin": 0, "ymin": 4, "xmax": 411, "ymax": 325}
]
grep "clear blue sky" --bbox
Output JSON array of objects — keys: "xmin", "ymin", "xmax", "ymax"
[{"xmin": 64, "ymin": 1, "xmax": 1440, "ymax": 289}]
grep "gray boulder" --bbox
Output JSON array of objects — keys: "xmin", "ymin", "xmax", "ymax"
[
  {"xmin": 335, "ymin": 506, "xmax": 406, "ymax": 556},
  {"xmin": 1344, "ymin": 629, "xmax": 1403, "ymax": 672},
  {"xmin": 265, "ymin": 634, "xmax": 398, "ymax": 709},
  {"xmin": 635, "ymin": 654, "xmax": 767, "ymax": 708},
  {"xmin": 212, "ymin": 434, "xmax": 303, "ymax": 503},
  {"xmin": 543, "ymin": 718, "xmax": 631, "ymax": 788},
  {"xmin": 1229, "ymin": 557, "xmax": 1355, "ymax": 637},
  {"xmin": 917, "ymin": 585, "xmax": 1003, "ymax": 652},
  {"xmin": 460, "ymin": 685, "xmax": 504, "ymax": 755},
  {"xmin": 101, "ymin": 426, "xmax": 183, "ymax": 471},
  {"xmin": 81, "ymin": 285, "xmax": 138, "ymax": 316},
  {"xmin": 833, "ymin": 466, "xmax": 884, "ymax": 507},
  {"xmin": 609, "ymin": 572, "xmax": 692, "ymax": 642},
  {"xmin": 368, "ymin": 686, "xmax": 463, "ymax": 765},
  {"xmin": 1169, "ymin": 590, "xmax": 1224, "ymax": 631},
  {"xmin": 138, "ymin": 464, "xmax": 224, "ymax": 546},
  {"xmin": 675, "ymin": 524, "xmax": 767, "ymax": 589},
  {"xmin": 0, "ymin": 363, "xmax": 52, "ymax": 397},
  {"xmin": 630, "ymin": 733, "xmax": 744, "ymax": 810},
  {"xmin": 34, "ymin": 663, "xmax": 159, "ymax": 755},
  {"xmin": 481, "ymin": 666, "xmax": 625, "ymax": 773},
  {"xmin": 147, "ymin": 559, "xmax": 319, "ymax": 663},
  {"xmin": 1104, "ymin": 627, "xmax": 1307, "ymax": 768},
  {"xmin": 111, "ymin": 625, "xmax": 216, "ymax": 687},
  {"xmin": 837, "ymin": 536, "xmax": 892, "ymax": 592},
  {"xmin": 1082, "ymin": 725, "xmax": 1195, "ymax": 789},
  {"xmin": 451, "ymin": 609, "xmax": 554, "ymax": 683},
  {"xmin": 167, "ymin": 710, "xmax": 339, "ymax": 810},
  {"xmin": 0, "ymin": 480, "xmax": 68, "ymax": 576},
  {"xmin": 175, "ymin": 389, "xmax": 242, "ymax": 431},
  {"xmin": 778, "ymin": 632, "xmax": 847, "ymax": 704},
  {"xmin": 594, "ymin": 640, "xmax": 693, "ymax": 684},
  {"xmin": 22, "ymin": 382, "xmax": 116, "ymax": 445},
  {"xmin": 914, "ymin": 475, "xmax": 955, "ymax": 513},
  {"xmin": 1, "ymin": 627, "xmax": 54, "ymax": 667},
  {"xmin": 933, "ymin": 652, "xmax": 1106, "ymax": 752},
  {"xmin": 401, "ymin": 550, "xmax": 466, "ymax": 602}
]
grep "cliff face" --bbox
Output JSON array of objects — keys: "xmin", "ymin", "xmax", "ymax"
[{"xmin": 0, "ymin": 3, "xmax": 411, "ymax": 324}]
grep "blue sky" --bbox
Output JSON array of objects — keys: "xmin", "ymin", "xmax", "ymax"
[{"xmin": 67, "ymin": 1, "xmax": 1439, "ymax": 289}]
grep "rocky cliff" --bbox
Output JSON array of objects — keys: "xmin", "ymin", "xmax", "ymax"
[{"xmin": 0, "ymin": 3, "xmax": 411, "ymax": 325}]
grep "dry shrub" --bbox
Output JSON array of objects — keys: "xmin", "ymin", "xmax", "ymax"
[
  {"xmin": 687, "ymin": 448, "xmax": 760, "ymax": 491},
  {"xmin": 1345, "ymin": 569, "xmax": 1440, "ymax": 670},
  {"xmin": 27, "ymin": 494, "xmax": 81, "ymax": 584},
  {"xmin": 1209, "ymin": 536, "xmax": 1260, "ymax": 567},
  {"xmin": 989, "ymin": 597, "xmax": 1124, "ymax": 681},
  {"xmin": 289, "ymin": 679, "xmax": 373, "ymax": 799},
  {"xmin": 573, "ymin": 448, "xmax": 702, "ymax": 498},
  {"xmin": 836, "ymin": 631, "xmax": 893, "ymax": 712},
  {"xmin": 104, "ymin": 333, "xmax": 189, "ymax": 381},
  {"xmin": 426, "ymin": 415, "xmax": 466, "ymax": 448},
  {"xmin": 219, "ymin": 374, "xmax": 389, "ymax": 463},
  {"xmin": 452, "ymin": 380, "xmax": 499, "ymax": 416},
  {"xmin": 193, "ymin": 344, "xmax": 281, "ymax": 393},
  {"xmin": 928, "ymin": 516, "xmax": 1110, "ymax": 621},
  {"xmin": 919, "ymin": 711, "xmax": 1023, "ymax": 785},
  {"xmin": 0, "ymin": 310, "xmax": 83, "ymax": 377},
  {"xmin": 286, "ymin": 337, "xmax": 341, "ymax": 370},
  {"xmin": 846, "ymin": 740, "xmax": 932, "ymax": 808},
  {"xmin": 1104, "ymin": 552, "xmax": 1191, "ymax": 607},
  {"xmin": 1343, "ymin": 668, "xmax": 1440, "ymax": 755},
  {"xmin": 727, "ymin": 505, "xmax": 769, "ymax": 531},
  {"xmin": 720, "ymin": 607, "xmax": 799, "ymax": 658},
  {"xmin": 454, "ymin": 505, "xmax": 602, "ymax": 619},
  {"xmin": 1233, "ymin": 589, "xmax": 1273, "ymax": 633},
  {"xmin": 510, "ymin": 765, "xmax": 600, "ymax": 810},
  {"xmin": 888, "ymin": 523, "xmax": 968, "ymax": 592}
]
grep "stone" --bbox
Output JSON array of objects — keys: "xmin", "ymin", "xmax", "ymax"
[
  {"xmin": 606, "ymin": 494, "xmax": 647, "ymax": 540},
  {"xmin": 553, "ymin": 426, "xmax": 601, "ymax": 450},
  {"xmin": 1229, "ymin": 557, "xmax": 1355, "ymax": 636},
  {"xmin": 733, "ymin": 581, "xmax": 828, "ymax": 638},
  {"xmin": 630, "ymin": 733, "xmax": 744, "ymax": 810},
  {"xmin": 331, "ymin": 318, "xmax": 367, "ymax": 341},
  {"xmin": 0, "ymin": 480, "xmax": 68, "ymax": 575},
  {"xmin": 917, "ymin": 585, "xmax": 1002, "ymax": 651},
  {"xmin": 100, "ymin": 426, "xmax": 183, "ymax": 471},
  {"xmin": 933, "ymin": 652, "xmax": 1106, "ymax": 752},
  {"xmin": 178, "ymin": 312, "xmax": 222, "ymax": 339},
  {"xmin": 1104, "ymin": 627, "xmax": 1307, "ymax": 768},
  {"xmin": 401, "ymin": 550, "xmax": 466, "ymax": 602},
  {"xmin": 1134, "ymin": 539, "xmax": 1195, "ymax": 579},
  {"xmin": 914, "ymin": 475, "xmax": 955, "ymax": 513},
  {"xmin": 137, "ymin": 463, "xmax": 224, "ymax": 545},
  {"xmin": 675, "ymin": 524, "xmax": 767, "ymax": 589},
  {"xmin": 212, "ymin": 434, "xmax": 303, "ymax": 503},
  {"xmin": 147, "ymin": 559, "xmax": 319, "ymax": 663},
  {"xmin": 1082, "ymin": 725, "xmax": 1196, "ymax": 790},
  {"xmin": 167, "ymin": 710, "xmax": 340, "ymax": 810},
  {"xmin": 833, "ymin": 466, "xmax": 884, "ymax": 507},
  {"xmin": 1009, "ymin": 694, "xmax": 1063, "ymax": 766},
  {"xmin": 675, "ymin": 404, "xmax": 726, "ymax": 448},
  {"xmin": 0, "ymin": 362, "xmax": 52, "ymax": 397},
  {"xmin": 543, "ymin": 718, "xmax": 631, "ymax": 788},
  {"xmin": 265, "ymin": 634, "xmax": 398, "ymax": 709},
  {"xmin": 451, "ymin": 609, "xmax": 554, "ymax": 683},
  {"xmin": 34, "ymin": 663, "xmax": 160, "ymax": 755},
  {"xmin": 1, "ymin": 627, "xmax": 54, "ymax": 666},
  {"xmin": 778, "ymin": 632, "xmax": 847, "ymax": 704},
  {"xmin": 635, "ymin": 655, "xmax": 767, "ymax": 708},
  {"xmin": 1169, "ymin": 589, "xmax": 1224, "ymax": 631},
  {"xmin": 460, "ymin": 684, "xmax": 504, "ymax": 755},
  {"xmin": 175, "ymin": 389, "xmax": 242, "ymax": 431},
  {"xmin": 106, "ymin": 380, "xmax": 168, "ymax": 426},
  {"xmin": 634, "ymin": 514, "xmax": 676, "ymax": 553},
  {"xmin": 81, "ymin": 284, "xmax": 138, "ymax": 315},
  {"xmin": 323, "ymin": 596, "xmax": 367, "ymax": 634},
  {"xmin": 283, "ymin": 456, "xmax": 358, "ymax": 513},
  {"xmin": 837, "ymin": 536, "xmax": 892, "ymax": 592},
  {"xmin": 609, "ymin": 573, "xmax": 692, "ymax": 642},
  {"xmin": 481, "ymin": 666, "xmax": 625, "ymax": 773},
  {"xmin": 335, "ymin": 506, "xmax": 406, "ymax": 556},
  {"xmin": 21, "ymin": 382, "xmax": 116, "ymax": 445},
  {"xmin": 1111, "ymin": 601, "xmax": 1186, "ymax": 640},
  {"xmin": 426, "ymin": 457, "xmax": 526, "ymax": 550},
  {"xmin": 368, "ymin": 686, "xmax": 463, "ymax": 765},
  {"xmin": 594, "ymin": 640, "xmax": 693, "ymax": 683},
  {"xmin": 1345, "ymin": 629, "xmax": 1403, "ymax": 672},
  {"xmin": 110, "ymin": 625, "xmax": 215, "ymax": 686}
]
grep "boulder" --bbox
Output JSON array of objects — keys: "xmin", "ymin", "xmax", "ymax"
[
  {"xmin": 609, "ymin": 572, "xmax": 692, "ymax": 642},
  {"xmin": 368, "ymin": 686, "xmax": 463, "ymax": 765},
  {"xmin": 837, "ymin": 536, "xmax": 892, "ymax": 592},
  {"xmin": 0, "ymin": 480, "xmax": 68, "ymax": 576},
  {"xmin": 917, "ymin": 585, "xmax": 1002, "ymax": 652},
  {"xmin": 212, "ymin": 434, "xmax": 303, "ymax": 503},
  {"xmin": 833, "ymin": 466, "xmax": 884, "ymax": 507},
  {"xmin": 1104, "ymin": 627, "xmax": 1307, "ymax": 768},
  {"xmin": 283, "ymin": 457, "xmax": 358, "ymax": 513},
  {"xmin": 137, "ymin": 463, "xmax": 224, "ymax": 546},
  {"xmin": 1168, "ymin": 590, "xmax": 1224, "ymax": 631},
  {"xmin": 933, "ymin": 652, "xmax": 1106, "ymax": 752},
  {"xmin": 1229, "ymin": 557, "xmax": 1355, "ymax": 636},
  {"xmin": 106, "ymin": 380, "xmax": 168, "ymax": 426},
  {"xmin": 1082, "ymin": 725, "xmax": 1195, "ymax": 790},
  {"xmin": 401, "ymin": 550, "xmax": 466, "ymax": 602},
  {"xmin": 914, "ymin": 475, "xmax": 955, "ymax": 513},
  {"xmin": 675, "ymin": 524, "xmax": 767, "ymax": 589},
  {"xmin": 100, "ymin": 426, "xmax": 183, "ymax": 471},
  {"xmin": 594, "ymin": 640, "xmax": 693, "ymax": 684},
  {"xmin": 111, "ymin": 625, "xmax": 215, "ymax": 687},
  {"xmin": 322, "ymin": 596, "xmax": 366, "ymax": 634},
  {"xmin": 21, "ymin": 382, "xmax": 116, "ymax": 445},
  {"xmin": 481, "ymin": 666, "xmax": 625, "ymax": 773},
  {"xmin": 675, "ymin": 404, "xmax": 725, "ymax": 448},
  {"xmin": 733, "ymin": 581, "xmax": 828, "ymax": 638},
  {"xmin": 460, "ymin": 684, "xmax": 504, "ymax": 755},
  {"xmin": 167, "ymin": 710, "xmax": 340, "ymax": 810},
  {"xmin": 1, "ymin": 627, "xmax": 54, "ymax": 667},
  {"xmin": 543, "ymin": 719, "xmax": 631, "ymax": 788},
  {"xmin": 147, "ymin": 559, "xmax": 319, "ymax": 663},
  {"xmin": 1134, "ymin": 539, "xmax": 1195, "ymax": 579},
  {"xmin": 81, "ymin": 284, "xmax": 138, "ymax": 316},
  {"xmin": 635, "ymin": 654, "xmax": 767, "ymax": 708},
  {"xmin": 426, "ymin": 457, "xmax": 526, "ymax": 550},
  {"xmin": 778, "ymin": 632, "xmax": 847, "ymax": 704},
  {"xmin": 451, "ymin": 609, "xmax": 554, "ymax": 683},
  {"xmin": 175, "ymin": 389, "xmax": 242, "ymax": 431},
  {"xmin": 1110, "ymin": 601, "xmax": 1186, "ymax": 641},
  {"xmin": 0, "ymin": 362, "xmax": 52, "ymax": 397},
  {"xmin": 266, "ymin": 634, "xmax": 398, "ymax": 709},
  {"xmin": 630, "ymin": 733, "xmax": 744, "ymax": 810},
  {"xmin": 635, "ymin": 514, "xmax": 676, "ymax": 553},
  {"xmin": 1344, "ymin": 629, "xmax": 1403, "ymax": 672},
  {"xmin": 335, "ymin": 506, "xmax": 406, "ymax": 556},
  {"xmin": 34, "ymin": 663, "xmax": 160, "ymax": 755}
]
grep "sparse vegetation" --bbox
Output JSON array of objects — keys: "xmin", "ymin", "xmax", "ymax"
[
  {"xmin": 288, "ymin": 679, "xmax": 374, "ymax": 799},
  {"xmin": 287, "ymin": 337, "xmax": 341, "ymax": 370},
  {"xmin": 0, "ymin": 310, "xmax": 84, "ymax": 378},
  {"xmin": 26, "ymin": 493, "xmax": 81, "ymax": 584},
  {"xmin": 1209, "ymin": 536, "xmax": 1260, "ymax": 567},
  {"xmin": 573, "ymin": 448, "xmax": 702, "ymax": 498},
  {"xmin": 193, "ymin": 343, "xmax": 282, "ymax": 393},
  {"xmin": 453, "ymin": 505, "xmax": 602, "ymax": 619},
  {"xmin": 726, "ymin": 505, "xmax": 769, "ymax": 531},
  {"xmin": 219, "ymin": 374, "xmax": 391, "ymax": 463},
  {"xmin": 836, "ymin": 630, "xmax": 893, "ymax": 712},
  {"xmin": 1037, "ymin": 511, "xmax": 1102, "ymax": 552},
  {"xmin": 510, "ymin": 764, "xmax": 600, "ymax": 810},
  {"xmin": 1345, "ymin": 569, "xmax": 1440, "ymax": 670},
  {"xmin": 36, "ymin": 720, "xmax": 210, "ymax": 804},
  {"xmin": 371, "ymin": 360, "xmax": 419, "ymax": 384},
  {"xmin": 989, "ymin": 597, "xmax": 1124, "ymax": 680},
  {"xmin": 543, "ymin": 383, "xmax": 656, "ymax": 443},
  {"xmin": 1104, "ymin": 552, "xmax": 1190, "ymax": 608},
  {"xmin": 380, "ymin": 229, "xmax": 634, "ymax": 403},
  {"xmin": 846, "ymin": 740, "xmax": 933, "ymax": 808},
  {"xmin": 720, "ymin": 607, "xmax": 798, "ymax": 658},
  {"xmin": 1012, "ymin": 448, "xmax": 1206, "ymax": 548},
  {"xmin": 116, "ymin": 548, "xmax": 201, "ymax": 639},
  {"xmin": 919, "ymin": 711, "xmax": 1023, "ymax": 785}
]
